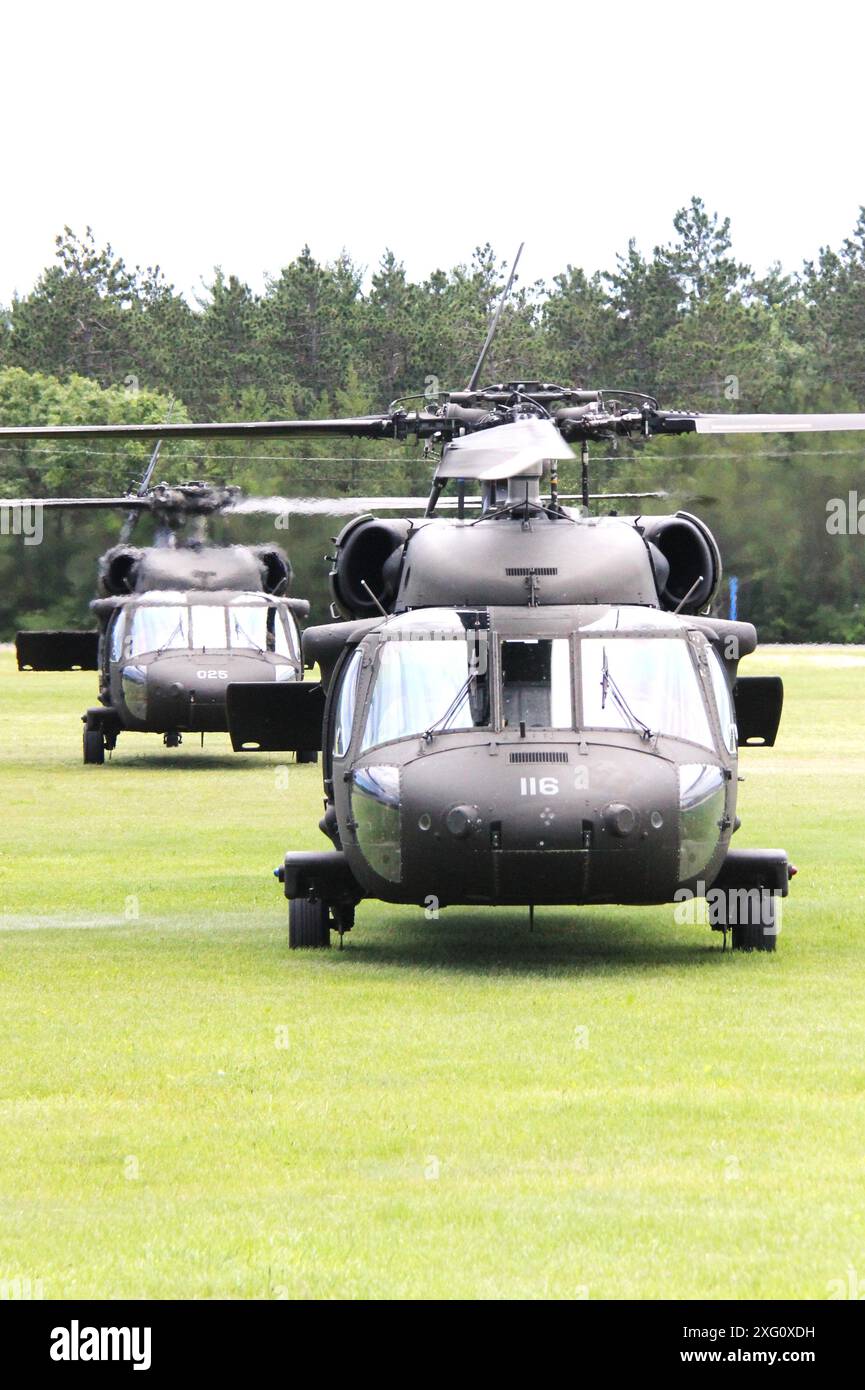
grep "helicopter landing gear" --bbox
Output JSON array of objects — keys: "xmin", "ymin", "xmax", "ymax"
[
  {"xmin": 714, "ymin": 888, "xmax": 778, "ymax": 952},
  {"xmin": 711, "ymin": 850, "xmax": 789, "ymax": 953},
  {"xmin": 296, "ymin": 750, "xmax": 318, "ymax": 765},
  {"xmin": 731, "ymin": 894, "xmax": 777, "ymax": 953},
  {"xmin": 82, "ymin": 723, "xmax": 105, "ymax": 765},
  {"xmin": 288, "ymin": 896, "xmax": 331, "ymax": 949},
  {"xmin": 163, "ymin": 731, "xmax": 182, "ymax": 749},
  {"xmin": 82, "ymin": 709, "xmax": 120, "ymax": 764}
]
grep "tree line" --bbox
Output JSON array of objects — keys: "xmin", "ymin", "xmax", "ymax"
[{"xmin": 2, "ymin": 196, "xmax": 865, "ymax": 639}]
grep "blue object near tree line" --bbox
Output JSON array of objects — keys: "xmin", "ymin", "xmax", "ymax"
[{"xmin": 729, "ymin": 576, "xmax": 739, "ymax": 621}]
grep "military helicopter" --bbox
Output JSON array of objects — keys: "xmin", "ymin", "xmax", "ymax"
[
  {"xmin": 2, "ymin": 459, "xmax": 315, "ymax": 763},
  {"xmin": 4, "ymin": 255, "xmax": 865, "ymax": 947},
  {"xmin": 224, "ymin": 415, "xmax": 792, "ymax": 955}
]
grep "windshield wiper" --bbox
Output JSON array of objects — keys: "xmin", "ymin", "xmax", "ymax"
[
  {"xmin": 423, "ymin": 672, "xmax": 479, "ymax": 742},
  {"xmin": 232, "ymin": 618, "xmax": 264, "ymax": 653},
  {"xmin": 601, "ymin": 646, "xmax": 654, "ymax": 740},
  {"xmin": 156, "ymin": 618, "xmax": 185, "ymax": 655}
]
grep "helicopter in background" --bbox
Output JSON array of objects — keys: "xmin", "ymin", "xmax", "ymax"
[{"xmin": 3, "ymin": 473, "xmax": 316, "ymax": 763}]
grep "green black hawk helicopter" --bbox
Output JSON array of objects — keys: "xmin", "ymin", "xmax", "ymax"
[
  {"xmin": 2, "ymin": 456, "xmax": 315, "ymax": 763},
  {"xmin": 5, "ymin": 257, "xmax": 865, "ymax": 947}
]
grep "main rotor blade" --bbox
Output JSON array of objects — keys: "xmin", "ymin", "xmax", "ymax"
[
  {"xmin": 467, "ymin": 243, "xmax": 524, "ymax": 392},
  {"xmin": 226, "ymin": 495, "xmax": 435, "ymax": 516},
  {"xmin": 0, "ymin": 415, "xmax": 406, "ymax": 442},
  {"xmin": 694, "ymin": 412, "xmax": 865, "ymax": 434},
  {"xmin": 122, "ymin": 401, "xmax": 176, "ymax": 542},
  {"xmin": 0, "ymin": 496, "xmax": 152, "ymax": 509},
  {"xmin": 557, "ymin": 491, "xmax": 668, "ymax": 502},
  {"xmin": 136, "ymin": 400, "xmax": 175, "ymax": 492},
  {"xmin": 652, "ymin": 410, "xmax": 865, "ymax": 436},
  {"xmin": 8, "ymin": 403, "xmax": 865, "ymax": 447},
  {"xmin": 226, "ymin": 488, "xmax": 669, "ymax": 517},
  {"xmin": 3, "ymin": 493, "xmax": 436, "ymax": 518},
  {"xmin": 2, "ymin": 488, "xmax": 673, "ymax": 520}
]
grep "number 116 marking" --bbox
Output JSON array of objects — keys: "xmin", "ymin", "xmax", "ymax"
[{"xmin": 519, "ymin": 777, "xmax": 559, "ymax": 796}]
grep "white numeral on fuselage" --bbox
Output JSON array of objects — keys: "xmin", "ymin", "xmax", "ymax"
[{"xmin": 519, "ymin": 776, "xmax": 559, "ymax": 796}]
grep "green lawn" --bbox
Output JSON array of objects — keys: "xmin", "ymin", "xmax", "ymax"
[{"xmin": 1, "ymin": 645, "xmax": 864, "ymax": 1300}]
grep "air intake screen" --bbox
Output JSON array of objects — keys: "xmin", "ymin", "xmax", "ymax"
[{"xmin": 509, "ymin": 750, "xmax": 569, "ymax": 764}]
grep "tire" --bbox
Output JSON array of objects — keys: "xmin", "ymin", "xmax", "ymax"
[
  {"xmin": 296, "ymin": 750, "xmax": 318, "ymax": 765},
  {"xmin": 289, "ymin": 896, "xmax": 331, "ymax": 948},
  {"xmin": 83, "ymin": 726, "xmax": 105, "ymax": 765},
  {"xmin": 730, "ymin": 890, "xmax": 778, "ymax": 952}
]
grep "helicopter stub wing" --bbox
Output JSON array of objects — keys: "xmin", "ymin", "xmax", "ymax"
[
  {"xmin": 226, "ymin": 681, "xmax": 326, "ymax": 752},
  {"xmin": 16, "ymin": 629, "xmax": 100, "ymax": 671},
  {"xmin": 734, "ymin": 675, "xmax": 784, "ymax": 747}
]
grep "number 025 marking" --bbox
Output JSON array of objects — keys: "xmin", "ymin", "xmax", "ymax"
[{"xmin": 519, "ymin": 776, "xmax": 559, "ymax": 796}]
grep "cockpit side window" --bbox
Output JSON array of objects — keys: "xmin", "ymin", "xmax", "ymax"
[
  {"xmin": 334, "ymin": 648, "xmax": 363, "ymax": 757},
  {"xmin": 501, "ymin": 638, "xmax": 573, "ymax": 729},
  {"xmin": 276, "ymin": 610, "xmax": 300, "ymax": 661},
  {"xmin": 706, "ymin": 645, "xmax": 737, "ymax": 753},
  {"xmin": 109, "ymin": 611, "xmax": 125, "ymax": 662}
]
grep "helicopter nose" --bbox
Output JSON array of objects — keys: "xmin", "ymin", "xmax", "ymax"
[
  {"xmin": 134, "ymin": 657, "xmax": 235, "ymax": 733},
  {"xmin": 143, "ymin": 670, "xmax": 192, "ymax": 727},
  {"xmin": 394, "ymin": 744, "xmax": 684, "ymax": 906}
]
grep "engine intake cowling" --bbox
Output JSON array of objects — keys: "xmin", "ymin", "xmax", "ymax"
[
  {"xmin": 328, "ymin": 516, "xmax": 411, "ymax": 619},
  {"xmin": 98, "ymin": 545, "xmax": 144, "ymax": 596},
  {"xmin": 251, "ymin": 545, "xmax": 292, "ymax": 595},
  {"xmin": 639, "ymin": 512, "xmax": 721, "ymax": 613}
]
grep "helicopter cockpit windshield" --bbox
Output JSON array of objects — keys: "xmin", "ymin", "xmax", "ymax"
[
  {"xmin": 125, "ymin": 592, "xmax": 299, "ymax": 660},
  {"xmin": 355, "ymin": 609, "xmax": 726, "ymax": 755},
  {"xmin": 361, "ymin": 611, "xmax": 489, "ymax": 751},
  {"xmin": 580, "ymin": 635, "xmax": 713, "ymax": 747}
]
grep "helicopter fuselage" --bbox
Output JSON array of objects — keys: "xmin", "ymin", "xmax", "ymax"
[{"xmin": 277, "ymin": 603, "xmax": 789, "ymax": 921}]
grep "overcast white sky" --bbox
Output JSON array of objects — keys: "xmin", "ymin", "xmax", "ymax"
[{"xmin": 2, "ymin": 0, "xmax": 864, "ymax": 305}]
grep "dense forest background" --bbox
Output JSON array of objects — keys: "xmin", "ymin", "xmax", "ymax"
[{"xmin": 2, "ymin": 196, "xmax": 865, "ymax": 639}]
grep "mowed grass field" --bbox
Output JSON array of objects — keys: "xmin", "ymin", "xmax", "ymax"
[{"xmin": 1, "ymin": 645, "xmax": 864, "ymax": 1301}]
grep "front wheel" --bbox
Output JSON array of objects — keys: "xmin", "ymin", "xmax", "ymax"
[
  {"xmin": 83, "ymin": 726, "xmax": 105, "ymax": 765},
  {"xmin": 289, "ymin": 896, "xmax": 331, "ymax": 949},
  {"xmin": 728, "ymin": 891, "xmax": 778, "ymax": 952},
  {"xmin": 296, "ymin": 750, "xmax": 318, "ymax": 765}
]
